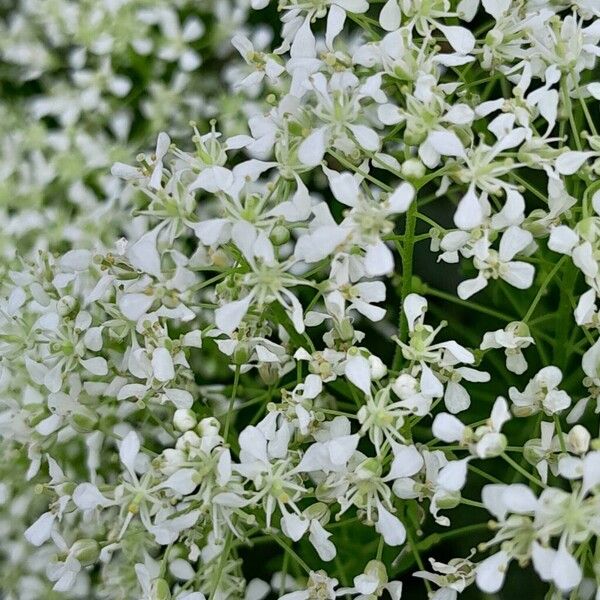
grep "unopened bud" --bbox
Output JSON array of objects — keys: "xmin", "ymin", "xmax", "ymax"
[
  {"xmin": 71, "ymin": 539, "xmax": 100, "ymax": 566},
  {"xmin": 57, "ymin": 295, "xmax": 78, "ymax": 316},
  {"xmin": 337, "ymin": 318, "xmax": 354, "ymax": 341},
  {"xmin": 153, "ymin": 578, "xmax": 171, "ymax": 600},
  {"xmin": 368, "ymin": 355, "xmax": 387, "ymax": 380},
  {"xmin": 568, "ymin": 425, "xmax": 591, "ymax": 454},
  {"xmin": 270, "ymin": 224, "xmax": 290, "ymax": 246},
  {"xmin": 176, "ymin": 430, "xmax": 201, "ymax": 451},
  {"xmin": 233, "ymin": 342, "xmax": 250, "ymax": 365},
  {"xmin": 173, "ymin": 409, "xmax": 197, "ymax": 432},
  {"xmin": 401, "ymin": 158, "xmax": 426, "ymax": 180},
  {"xmin": 71, "ymin": 408, "xmax": 98, "ymax": 433},
  {"xmin": 436, "ymin": 490, "xmax": 460, "ymax": 510}
]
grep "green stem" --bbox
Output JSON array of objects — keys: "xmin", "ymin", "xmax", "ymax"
[
  {"xmin": 271, "ymin": 534, "xmax": 311, "ymax": 574},
  {"xmin": 223, "ymin": 366, "xmax": 241, "ymax": 442},
  {"xmin": 523, "ymin": 256, "xmax": 567, "ymax": 323},
  {"xmin": 393, "ymin": 198, "xmax": 418, "ymax": 370},
  {"xmin": 426, "ymin": 286, "xmax": 514, "ymax": 321},
  {"xmin": 502, "ymin": 452, "xmax": 545, "ymax": 488},
  {"xmin": 553, "ymin": 414, "xmax": 567, "ymax": 453}
]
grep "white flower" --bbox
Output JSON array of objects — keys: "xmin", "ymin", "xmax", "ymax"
[
  {"xmin": 509, "ymin": 366, "xmax": 571, "ymax": 416},
  {"xmin": 480, "ymin": 321, "xmax": 534, "ymax": 374}
]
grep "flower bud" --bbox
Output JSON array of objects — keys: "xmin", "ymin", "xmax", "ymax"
[
  {"xmin": 567, "ymin": 425, "xmax": 591, "ymax": 454},
  {"xmin": 270, "ymin": 224, "xmax": 290, "ymax": 246},
  {"xmin": 401, "ymin": 158, "xmax": 426, "ymax": 180},
  {"xmin": 366, "ymin": 559, "xmax": 388, "ymax": 582},
  {"xmin": 197, "ymin": 417, "xmax": 220, "ymax": 438},
  {"xmin": 337, "ymin": 318, "xmax": 354, "ymax": 341},
  {"xmin": 392, "ymin": 373, "xmax": 417, "ymax": 399},
  {"xmin": 368, "ymin": 355, "xmax": 387, "ymax": 380},
  {"xmin": 523, "ymin": 440, "xmax": 545, "ymax": 467},
  {"xmin": 436, "ymin": 490, "xmax": 460, "ymax": 510},
  {"xmin": 153, "ymin": 578, "xmax": 171, "ymax": 600},
  {"xmin": 485, "ymin": 28, "xmax": 504, "ymax": 47},
  {"xmin": 233, "ymin": 342, "xmax": 250, "ymax": 365},
  {"xmin": 71, "ymin": 539, "xmax": 100, "ymax": 566},
  {"xmin": 176, "ymin": 430, "xmax": 201, "ymax": 451},
  {"xmin": 71, "ymin": 408, "xmax": 98, "ymax": 433},
  {"xmin": 259, "ymin": 363, "xmax": 280, "ymax": 385},
  {"xmin": 161, "ymin": 448, "xmax": 186, "ymax": 474},
  {"xmin": 57, "ymin": 295, "xmax": 78, "ymax": 316},
  {"xmin": 173, "ymin": 408, "xmax": 197, "ymax": 432},
  {"xmin": 26, "ymin": 405, "xmax": 48, "ymax": 427}
]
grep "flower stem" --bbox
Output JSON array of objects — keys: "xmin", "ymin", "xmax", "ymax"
[
  {"xmin": 393, "ymin": 197, "xmax": 418, "ymax": 371},
  {"xmin": 502, "ymin": 452, "xmax": 545, "ymax": 488}
]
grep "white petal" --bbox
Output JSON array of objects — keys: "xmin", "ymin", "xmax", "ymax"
[
  {"xmin": 548, "ymin": 226, "xmax": 579, "ymax": 255},
  {"xmin": 457, "ymin": 274, "xmax": 488, "ymax": 299},
  {"xmin": 325, "ymin": 169, "xmax": 359, "ymax": 206},
  {"xmin": 388, "ymin": 444, "xmax": 424, "ymax": 479},
  {"xmin": 454, "ymin": 186, "xmax": 484, "ymax": 230},
  {"xmin": 502, "ymin": 483, "xmax": 538, "ymax": 513},
  {"xmin": 555, "ymin": 151, "xmax": 595, "ymax": 175},
  {"xmin": 345, "ymin": 354, "xmax": 372, "ymax": 396},
  {"xmin": 24, "ymin": 512, "xmax": 55, "ymax": 546},
  {"xmin": 348, "ymin": 124, "xmax": 380, "ymax": 152},
  {"xmin": 403, "ymin": 293, "xmax": 427, "ymax": 332},
  {"xmin": 215, "ymin": 294, "xmax": 253, "ymax": 334},
  {"xmin": 552, "ymin": 545, "xmax": 582, "ymax": 592},
  {"xmin": 476, "ymin": 551, "xmax": 510, "ymax": 594},
  {"xmin": 151, "ymin": 348, "xmax": 175, "ymax": 382},
  {"xmin": 162, "ymin": 469, "xmax": 197, "ymax": 495},
  {"xmin": 379, "ymin": 0, "xmax": 401, "ymax": 31},
  {"xmin": 281, "ymin": 513, "xmax": 309, "ymax": 542},
  {"xmin": 127, "ymin": 226, "xmax": 163, "ymax": 277},
  {"xmin": 73, "ymin": 483, "xmax": 113, "ymax": 510},
  {"xmin": 437, "ymin": 458, "xmax": 468, "ymax": 492},
  {"xmin": 428, "ymin": 130, "xmax": 467, "ymax": 159},
  {"xmin": 420, "ymin": 364, "xmax": 444, "ymax": 398},
  {"xmin": 325, "ymin": 4, "xmax": 346, "ymax": 48},
  {"xmin": 375, "ymin": 501, "xmax": 406, "ymax": 546},
  {"xmin": 189, "ymin": 166, "xmax": 234, "ymax": 193},
  {"xmin": 437, "ymin": 24, "xmax": 475, "ymax": 54},
  {"xmin": 80, "ymin": 357, "xmax": 108, "ymax": 376},
  {"xmin": 532, "ymin": 541, "xmax": 556, "ymax": 582},
  {"xmin": 432, "ymin": 413, "xmax": 465, "ymax": 443},
  {"xmin": 309, "ymin": 520, "xmax": 336, "ymax": 561},
  {"xmin": 119, "ymin": 431, "xmax": 140, "ymax": 475},
  {"xmin": 60, "ymin": 249, "xmax": 91, "ymax": 272},
  {"xmin": 388, "ymin": 182, "xmax": 415, "ymax": 213},
  {"xmin": 364, "ymin": 241, "xmax": 394, "ymax": 276},
  {"xmin": 328, "ymin": 434, "xmax": 359, "ymax": 465},
  {"xmin": 501, "ymin": 261, "xmax": 535, "ymax": 289},
  {"xmin": 582, "ymin": 451, "xmax": 600, "ymax": 494},
  {"xmin": 298, "ymin": 128, "xmax": 327, "ymax": 167},
  {"xmin": 499, "ymin": 226, "xmax": 532, "ymax": 262}
]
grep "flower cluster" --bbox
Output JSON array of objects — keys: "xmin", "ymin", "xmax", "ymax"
[{"xmin": 2, "ymin": 0, "xmax": 600, "ymax": 599}]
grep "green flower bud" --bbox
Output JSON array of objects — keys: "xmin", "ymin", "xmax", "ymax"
[
  {"xmin": 233, "ymin": 342, "xmax": 250, "ymax": 365},
  {"xmin": 270, "ymin": 224, "xmax": 290, "ymax": 246},
  {"xmin": 71, "ymin": 539, "xmax": 100, "ymax": 566},
  {"xmin": 401, "ymin": 158, "xmax": 426, "ymax": 180},
  {"xmin": 485, "ymin": 28, "xmax": 504, "ymax": 46},
  {"xmin": 337, "ymin": 318, "xmax": 354, "ymax": 341},
  {"xmin": 436, "ymin": 491, "xmax": 460, "ymax": 510},
  {"xmin": 258, "ymin": 363, "xmax": 279, "ymax": 385},
  {"xmin": 153, "ymin": 578, "xmax": 171, "ymax": 600},
  {"xmin": 523, "ymin": 440, "xmax": 544, "ymax": 466},
  {"xmin": 364, "ymin": 559, "xmax": 387, "ymax": 586},
  {"xmin": 57, "ymin": 295, "xmax": 78, "ymax": 316},
  {"xmin": 71, "ymin": 408, "xmax": 99, "ymax": 433}
]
